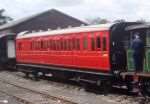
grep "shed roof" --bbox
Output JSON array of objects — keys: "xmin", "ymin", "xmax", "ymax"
[{"xmin": 0, "ymin": 9, "xmax": 87, "ymax": 31}]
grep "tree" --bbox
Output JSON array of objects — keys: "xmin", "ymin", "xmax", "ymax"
[
  {"xmin": 0, "ymin": 9, "xmax": 13, "ymax": 25},
  {"xmin": 86, "ymin": 17, "xmax": 110, "ymax": 25},
  {"xmin": 136, "ymin": 19, "xmax": 146, "ymax": 23},
  {"xmin": 114, "ymin": 19, "xmax": 126, "ymax": 23}
]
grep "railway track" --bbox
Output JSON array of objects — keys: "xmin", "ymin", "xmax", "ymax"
[
  {"xmin": 1, "ymin": 71, "xmax": 150, "ymax": 104},
  {"xmin": 0, "ymin": 78, "xmax": 77, "ymax": 104},
  {"xmin": 0, "ymin": 90, "xmax": 33, "ymax": 104}
]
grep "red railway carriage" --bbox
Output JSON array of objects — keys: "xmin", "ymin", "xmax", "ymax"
[
  {"xmin": 15, "ymin": 22, "xmax": 150, "ymax": 95},
  {"xmin": 16, "ymin": 22, "xmax": 140, "ymax": 87},
  {"xmin": 16, "ymin": 24, "xmax": 111, "ymax": 72}
]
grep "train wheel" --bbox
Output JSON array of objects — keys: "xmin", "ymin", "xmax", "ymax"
[
  {"xmin": 100, "ymin": 80, "xmax": 112, "ymax": 95},
  {"xmin": 32, "ymin": 71, "xmax": 40, "ymax": 81},
  {"xmin": 126, "ymin": 82, "xmax": 133, "ymax": 93},
  {"xmin": 141, "ymin": 81, "xmax": 150, "ymax": 96},
  {"xmin": 24, "ymin": 72, "xmax": 30, "ymax": 79}
]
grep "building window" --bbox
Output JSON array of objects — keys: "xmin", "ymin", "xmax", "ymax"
[
  {"xmin": 96, "ymin": 36, "xmax": 101, "ymax": 49},
  {"xmin": 102, "ymin": 37, "xmax": 107, "ymax": 51}
]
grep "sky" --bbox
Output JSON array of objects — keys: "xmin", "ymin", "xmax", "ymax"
[{"xmin": 0, "ymin": 0, "xmax": 150, "ymax": 22}]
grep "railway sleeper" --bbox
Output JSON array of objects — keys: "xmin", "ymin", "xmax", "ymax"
[{"xmin": 139, "ymin": 78, "xmax": 150, "ymax": 96}]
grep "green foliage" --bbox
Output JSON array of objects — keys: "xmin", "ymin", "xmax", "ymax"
[
  {"xmin": 86, "ymin": 17, "xmax": 110, "ymax": 25},
  {"xmin": 114, "ymin": 19, "xmax": 126, "ymax": 23},
  {"xmin": 0, "ymin": 9, "xmax": 13, "ymax": 25}
]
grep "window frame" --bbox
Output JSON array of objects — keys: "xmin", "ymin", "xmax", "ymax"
[
  {"xmin": 91, "ymin": 36, "xmax": 95, "ymax": 51},
  {"xmin": 83, "ymin": 36, "xmax": 88, "ymax": 50},
  {"xmin": 102, "ymin": 36, "xmax": 107, "ymax": 51},
  {"xmin": 96, "ymin": 35, "xmax": 101, "ymax": 51}
]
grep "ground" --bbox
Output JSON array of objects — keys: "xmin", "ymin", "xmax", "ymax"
[
  {"xmin": 0, "ymin": 71, "xmax": 148, "ymax": 104},
  {"xmin": 0, "ymin": 92, "xmax": 24, "ymax": 104}
]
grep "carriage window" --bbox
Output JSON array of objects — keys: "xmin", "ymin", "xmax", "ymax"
[
  {"xmin": 32, "ymin": 41, "xmax": 36, "ymax": 50},
  {"xmin": 40, "ymin": 41, "xmax": 42, "ymax": 49},
  {"xmin": 35, "ymin": 42, "xmax": 36, "ymax": 49},
  {"xmin": 58, "ymin": 40, "xmax": 61, "ymax": 50},
  {"xmin": 38, "ymin": 41, "xmax": 40, "ymax": 49},
  {"xmin": 91, "ymin": 37, "xmax": 95, "ymax": 50},
  {"xmin": 147, "ymin": 30, "xmax": 150, "ymax": 46},
  {"xmin": 66, "ymin": 39, "xmax": 69, "ymax": 50},
  {"xmin": 72, "ymin": 38, "xmax": 75, "ymax": 50},
  {"xmin": 49, "ymin": 40, "xmax": 51, "ymax": 50},
  {"xmin": 69, "ymin": 39, "xmax": 72, "ymax": 50},
  {"xmin": 52, "ymin": 40, "xmax": 54, "ymax": 50},
  {"xmin": 83, "ymin": 37, "xmax": 88, "ymax": 50},
  {"xmin": 96, "ymin": 36, "xmax": 101, "ymax": 49},
  {"xmin": 34, "ymin": 41, "xmax": 36, "ymax": 50},
  {"xmin": 50, "ymin": 40, "xmax": 52, "ymax": 50},
  {"xmin": 18, "ymin": 42, "xmax": 22, "ymax": 50},
  {"xmin": 43, "ymin": 41, "xmax": 46, "ymax": 49},
  {"xmin": 67, "ymin": 39, "xmax": 70, "ymax": 50},
  {"xmin": 41, "ymin": 40, "xmax": 47, "ymax": 49},
  {"xmin": 64, "ymin": 40, "xmax": 67, "ymax": 50},
  {"xmin": 102, "ymin": 37, "xmax": 107, "ymax": 51},
  {"xmin": 46, "ymin": 40, "xmax": 49, "ymax": 49},
  {"xmin": 60, "ymin": 39, "xmax": 63, "ymax": 50},
  {"xmin": 76, "ymin": 39, "xmax": 80, "ymax": 50},
  {"xmin": 54, "ymin": 40, "xmax": 57, "ymax": 50},
  {"xmin": 55, "ymin": 40, "xmax": 58, "ymax": 50},
  {"xmin": 43, "ymin": 41, "xmax": 45, "ymax": 49},
  {"xmin": 31, "ymin": 42, "xmax": 33, "ymax": 50},
  {"xmin": 51, "ymin": 40, "xmax": 54, "ymax": 50},
  {"xmin": 56, "ymin": 40, "xmax": 59, "ymax": 50}
]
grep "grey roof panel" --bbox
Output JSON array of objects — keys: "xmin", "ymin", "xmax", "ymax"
[
  {"xmin": 125, "ymin": 23, "xmax": 150, "ymax": 31},
  {"xmin": 0, "ymin": 9, "xmax": 87, "ymax": 31}
]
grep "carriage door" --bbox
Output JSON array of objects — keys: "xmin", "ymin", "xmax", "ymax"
[
  {"xmin": 127, "ymin": 32, "xmax": 135, "ymax": 71},
  {"xmin": 7, "ymin": 37, "xmax": 16, "ymax": 59},
  {"xmin": 127, "ymin": 30, "xmax": 146, "ymax": 72},
  {"xmin": 145, "ymin": 29, "xmax": 150, "ymax": 72}
]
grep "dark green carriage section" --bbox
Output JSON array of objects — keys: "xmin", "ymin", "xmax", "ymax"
[
  {"xmin": 0, "ymin": 33, "xmax": 16, "ymax": 68},
  {"xmin": 127, "ymin": 25, "xmax": 150, "ymax": 72},
  {"xmin": 127, "ymin": 49, "xmax": 150, "ymax": 72},
  {"xmin": 127, "ymin": 50, "xmax": 134, "ymax": 71},
  {"xmin": 146, "ymin": 50, "xmax": 150, "ymax": 71}
]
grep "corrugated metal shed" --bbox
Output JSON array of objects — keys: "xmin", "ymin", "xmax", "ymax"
[{"xmin": 0, "ymin": 9, "xmax": 87, "ymax": 34}]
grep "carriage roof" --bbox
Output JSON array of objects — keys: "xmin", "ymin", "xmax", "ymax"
[{"xmin": 17, "ymin": 23, "xmax": 114, "ymax": 39}]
